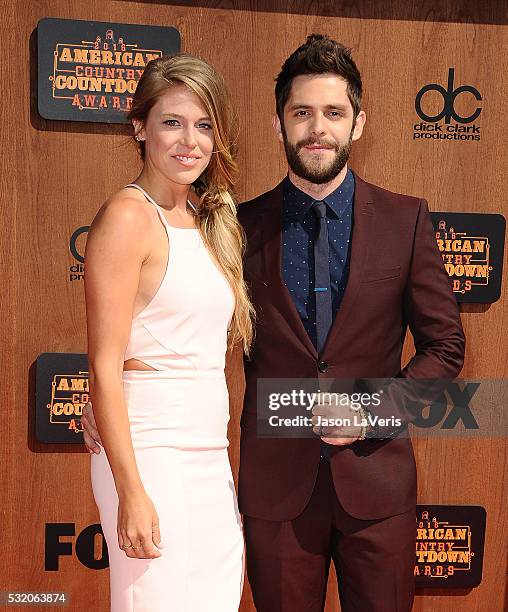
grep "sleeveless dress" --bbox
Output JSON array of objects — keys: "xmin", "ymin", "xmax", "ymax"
[{"xmin": 90, "ymin": 184, "xmax": 244, "ymax": 611}]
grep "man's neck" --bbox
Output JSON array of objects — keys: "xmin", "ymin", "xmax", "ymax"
[{"xmin": 287, "ymin": 165, "xmax": 349, "ymax": 200}]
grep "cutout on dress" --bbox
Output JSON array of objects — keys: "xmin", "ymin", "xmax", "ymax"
[{"xmin": 123, "ymin": 358, "xmax": 159, "ymax": 372}]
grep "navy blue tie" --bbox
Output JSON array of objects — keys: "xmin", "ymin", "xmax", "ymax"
[{"xmin": 312, "ymin": 201, "xmax": 333, "ymax": 353}]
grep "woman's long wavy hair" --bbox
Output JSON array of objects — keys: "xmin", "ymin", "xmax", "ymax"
[{"xmin": 128, "ymin": 54, "xmax": 254, "ymax": 355}]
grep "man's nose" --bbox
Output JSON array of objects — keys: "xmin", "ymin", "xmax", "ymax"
[{"xmin": 309, "ymin": 113, "xmax": 326, "ymax": 136}]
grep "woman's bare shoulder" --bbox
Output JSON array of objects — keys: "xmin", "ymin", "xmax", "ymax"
[{"xmin": 91, "ymin": 187, "xmax": 153, "ymax": 231}]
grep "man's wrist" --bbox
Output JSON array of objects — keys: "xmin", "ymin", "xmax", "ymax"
[
  {"xmin": 354, "ymin": 405, "xmax": 368, "ymax": 441},
  {"xmin": 355, "ymin": 404, "xmax": 407, "ymax": 441},
  {"xmin": 354, "ymin": 405, "xmax": 383, "ymax": 440}
]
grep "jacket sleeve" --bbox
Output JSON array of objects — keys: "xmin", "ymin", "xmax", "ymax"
[
  {"xmin": 401, "ymin": 198, "xmax": 465, "ymax": 379},
  {"xmin": 361, "ymin": 199, "xmax": 466, "ymax": 438}
]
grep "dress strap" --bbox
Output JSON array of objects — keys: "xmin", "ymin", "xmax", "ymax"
[
  {"xmin": 124, "ymin": 183, "xmax": 171, "ymax": 230},
  {"xmin": 125, "ymin": 183, "xmax": 198, "ymax": 224}
]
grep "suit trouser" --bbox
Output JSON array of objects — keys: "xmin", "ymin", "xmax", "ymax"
[{"xmin": 244, "ymin": 458, "xmax": 416, "ymax": 612}]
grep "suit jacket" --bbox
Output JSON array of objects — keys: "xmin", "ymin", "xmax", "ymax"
[{"xmin": 237, "ymin": 172, "xmax": 465, "ymax": 522}]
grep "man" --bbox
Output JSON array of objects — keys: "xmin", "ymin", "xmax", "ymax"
[{"xmin": 83, "ymin": 35, "xmax": 465, "ymax": 611}]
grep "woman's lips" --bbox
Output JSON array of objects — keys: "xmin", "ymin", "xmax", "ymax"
[{"xmin": 173, "ymin": 154, "xmax": 201, "ymax": 166}]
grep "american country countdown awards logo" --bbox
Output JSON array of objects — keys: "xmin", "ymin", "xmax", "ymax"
[
  {"xmin": 35, "ymin": 353, "xmax": 89, "ymax": 443},
  {"xmin": 37, "ymin": 18, "xmax": 180, "ymax": 123},
  {"xmin": 431, "ymin": 212, "xmax": 505, "ymax": 303},
  {"xmin": 415, "ymin": 505, "xmax": 486, "ymax": 588},
  {"xmin": 69, "ymin": 226, "xmax": 89, "ymax": 282},
  {"xmin": 414, "ymin": 68, "xmax": 482, "ymax": 142}
]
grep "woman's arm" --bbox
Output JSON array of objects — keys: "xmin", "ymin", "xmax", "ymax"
[{"xmin": 84, "ymin": 193, "xmax": 162, "ymax": 558}]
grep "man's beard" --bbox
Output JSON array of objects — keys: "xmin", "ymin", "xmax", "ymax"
[{"xmin": 282, "ymin": 125, "xmax": 353, "ymax": 185}]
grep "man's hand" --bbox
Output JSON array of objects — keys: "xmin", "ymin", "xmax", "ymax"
[
  {"xmin": 82, "ymin": 402, "xmax": 103, "ymax": 454},
  {"xmin": 311, "ymin": 397, "xmax": 363, "ymax": 446}
]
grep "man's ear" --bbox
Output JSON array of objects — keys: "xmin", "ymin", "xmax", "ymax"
[
  {"xmin": 132, "ymin": 119, "xmax": 146, "ymax": 141},
  {"xmin": 351, "ymin": 110, "xmax": 366, "ymax": 142},
  {"xmin": 272, "ymin": 114, "xmax": 284, "ymax": 143}
]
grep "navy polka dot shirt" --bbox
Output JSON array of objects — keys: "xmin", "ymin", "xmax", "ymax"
[{"xmin": 282, "ymin": 169, "xmax": 354, "ymax": 348}]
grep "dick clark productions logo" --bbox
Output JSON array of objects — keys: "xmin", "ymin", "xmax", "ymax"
[
  {"xmin": 69, "ymin": 226, "xmax": 89, "ymax": 282},
  {"xmin": 414, "ymin": 68, "xmax": 482, "ymax": 142}
]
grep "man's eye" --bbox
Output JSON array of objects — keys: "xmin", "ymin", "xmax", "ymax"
[{"xmin": 296, "ymin": 111, "xmax": 309, "ymax": 117}]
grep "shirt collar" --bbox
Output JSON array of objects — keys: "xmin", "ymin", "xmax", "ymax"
[{"xmin": 283, "ymin": 168, "xmax": 355, "ymax": 221}]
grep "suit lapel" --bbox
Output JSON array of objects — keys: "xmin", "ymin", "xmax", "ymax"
[
  {"xmin": 321, "ymin": 173, "xmax": 374, "ymax": 357},
  {"xmin": 256, "ymin": 182, "xmax": 318, "ymax": 358}
]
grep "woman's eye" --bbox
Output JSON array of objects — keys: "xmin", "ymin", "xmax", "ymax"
[
  {"xmin": 163, "ymin": 119, "xmax": 180, "ymax": 126},
  {"xmin": 198, "ymin": 123, "xmax": 212, "ymax": 130}
]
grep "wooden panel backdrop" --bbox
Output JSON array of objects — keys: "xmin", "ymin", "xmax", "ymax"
[{"xmin": 0, "ymin": 1, "xmax": 506, "ymax": 610}]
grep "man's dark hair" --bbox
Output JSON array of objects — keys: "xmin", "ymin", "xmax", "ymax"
[{"xmin": 275, "ymin": 34, "xmax": 362, "ymax": 122}]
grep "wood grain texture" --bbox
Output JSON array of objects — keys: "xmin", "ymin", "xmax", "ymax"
[
  {"xmin": 0, "ymin": 1, "xmax": 506, "ymax": 610},
  {"xmin": 129, "ymin": 0, "xmax": 508, "ymax": 25}
]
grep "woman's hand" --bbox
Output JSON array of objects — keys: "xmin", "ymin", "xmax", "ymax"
[{"xmin": 117, "ymin": 490, "xmax": 163, "ymax": 559}]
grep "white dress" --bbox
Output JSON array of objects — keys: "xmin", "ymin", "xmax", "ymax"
[{"xmin": 90, "ymin": 184, "xmax": 244, "ymax": 611}]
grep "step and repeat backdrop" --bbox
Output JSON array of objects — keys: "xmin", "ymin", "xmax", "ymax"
[{"xmin": 1, "ymin": 2, "xmax": 506, "ymax": 611}]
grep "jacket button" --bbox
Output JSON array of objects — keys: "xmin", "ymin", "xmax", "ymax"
[{"xmin": 318, "ymin": 361, "xmax": 328, "ymax": 373}]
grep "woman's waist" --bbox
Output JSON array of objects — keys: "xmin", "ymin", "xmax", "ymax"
[
  {"xmin": 121, "ymin": 370, "xmax": 229, "ymax": 411},
  {"xmin": 124, "ymin": 387, "xmax": 231, "ymax": 449}
]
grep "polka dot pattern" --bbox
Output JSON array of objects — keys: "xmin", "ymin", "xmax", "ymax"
[{"xmin": 282, "ymin": 171, "xmax": 355, "ymax": 348}]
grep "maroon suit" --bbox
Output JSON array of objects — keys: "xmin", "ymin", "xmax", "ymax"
[{"xmin": 237, "ymin": 173, "xmax": 465, "ymax": 611}]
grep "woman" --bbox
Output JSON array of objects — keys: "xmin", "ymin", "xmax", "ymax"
[{"xmin": 85, "ymin": 54, "xmax": 254, "ymax": 611}]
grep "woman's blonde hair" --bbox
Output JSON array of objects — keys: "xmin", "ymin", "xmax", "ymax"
[{"xmin": 128, "ymin": 53, "xmax": 254, "ymax": 355}]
